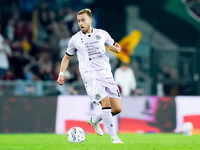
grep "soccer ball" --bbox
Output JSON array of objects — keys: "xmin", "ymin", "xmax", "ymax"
[
  {"xmin": 182, "ymin": 122, "xmax": 193, "ymax": 136},
  {"xmin": 67, "ymin": 127, "xmax": 86, "ymax": 143}
]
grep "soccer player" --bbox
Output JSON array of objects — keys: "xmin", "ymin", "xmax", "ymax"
[{"xmin": 57, "ymin": 8, "xmax": 123, "ymax": 144}]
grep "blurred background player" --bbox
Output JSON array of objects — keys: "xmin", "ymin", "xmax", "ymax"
[
  {"xmin": 57, "ymin": 8, "xmax": 123, "ymax": 143},
  {"xmin": 114, "ymin": 62, "xmax": 136, "ymax": 97}
]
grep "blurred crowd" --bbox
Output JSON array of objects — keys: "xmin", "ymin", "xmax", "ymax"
[
  {"xmin": 0, "ymin": 1, "xmax": 83, "ymax": 85},
  {"xmin": 0, "ymin": 1, "xmax": 190, "ymax": 97},
  {"xmin": 0, "ymin": 0, "xmax": 153, "ymax": 96}
]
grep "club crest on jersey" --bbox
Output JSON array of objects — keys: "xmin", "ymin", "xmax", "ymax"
[
  {"xmin": 95, "ymin": 94, "xmax": 101, "ymax": 100},
  {"xmin": 95, "ymin": 35, "xmax": 101, "ymax": 40}
]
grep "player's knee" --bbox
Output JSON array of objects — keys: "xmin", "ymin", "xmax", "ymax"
[
  {"xmin": 116, "ymin": 107, "xmax": 122, "ymax": 114},
  {"xmin": 100, "ymin": 97, "xmax": 111, "ymax": 107},
  {"xmin": 112, "ymin": 107, "xmax": 122, "ymax": 115}
]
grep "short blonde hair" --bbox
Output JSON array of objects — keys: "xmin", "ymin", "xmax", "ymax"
[{"xmin": 77, "ymin": 8, "xmax": 92, "ymax": 18}]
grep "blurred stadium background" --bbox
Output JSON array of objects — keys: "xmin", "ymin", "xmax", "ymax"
[{"xmin": 0, "ymin": 0, "xmax": 200, "ymax": 135}]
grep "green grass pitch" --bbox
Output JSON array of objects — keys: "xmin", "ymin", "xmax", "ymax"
[{"xmin": 0, "ymin": 133, "xmax": 200, "ymax": 150}]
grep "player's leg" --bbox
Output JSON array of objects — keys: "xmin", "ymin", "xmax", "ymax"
[
  {"xmin": 110, "ymin": 98, "xmax": 122, "ymax": 116},
  {"xmin": 86, "ymin": 78, "xmax": 122, "ymax": 143},
  {"xmin": 91, "ymin": 98, "xmax": 122, "ymax": 124},
  {"xmin": 109, "ymin": 97, "xmax": 123, "ymax": 143},
  {"xmin": 86, "ymin": 79, "xmax": 105, "ymax": 136},
  {"xmin": 99, "ymin": 96, "xmax": 116, "ymax": 136},
  {"xmin": 100, "ymin": 96, "xmax": 123, "ymax": 143},
  {"xmin": 87, "ymin": 96, "xmax": 112, "ymax": 136},
  {"xmin": 87, "ymin": 97, "xmax": 123, "ymax": 143}
]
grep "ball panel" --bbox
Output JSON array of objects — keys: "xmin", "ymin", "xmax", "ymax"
[{"xmin": 67, "ymin": 127, "xmax": 85, "ymax": 143}]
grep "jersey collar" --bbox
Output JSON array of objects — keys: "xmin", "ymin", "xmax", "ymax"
[{"xmin": 81, "ymin": 28, "xmax": 94, "ymax": 35}]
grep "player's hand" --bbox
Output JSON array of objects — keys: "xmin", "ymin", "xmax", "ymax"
[
  {"xmin": 57, "ymin": 75, "xmax": 65, "ymax": 85},
  {"xmin": 109, "ymin": 43, "xmax": 121, "ymax": 53}
]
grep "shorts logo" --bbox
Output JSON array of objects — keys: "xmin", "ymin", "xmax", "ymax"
[
  {"xmin": 95, "ymin": 35, "xmax": 101, "ymax": 40},
  {"xmin": 95, "ymin": 94, "xmax": 101, "ymax": 100}
]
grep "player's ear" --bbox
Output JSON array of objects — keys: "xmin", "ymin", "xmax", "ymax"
[{"xmin": 90, "ymin": 17, "xmax": 92, "ymax": 22}]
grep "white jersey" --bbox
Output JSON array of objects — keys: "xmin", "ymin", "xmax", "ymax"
[
  {"xmin": 114, "ymin": 67, "xmax": 136, "ymax": 96},
  {"xmin": 66, "ymin": 28, "xmax": 115, "ymax": 82}
]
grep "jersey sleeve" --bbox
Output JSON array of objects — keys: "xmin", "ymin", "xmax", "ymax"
[
  {"xmin": 66, "ymin": 37, "xmax": 76, "ymax": 56},
  {"xmin": 103, "ymin": 30, "xmax": 115, "ymax": 47}
]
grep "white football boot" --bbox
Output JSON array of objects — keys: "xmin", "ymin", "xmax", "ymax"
[
  {"xmin": 87, "ymin": 117, "xmax": 104, "ymax": 136},
  {"xmin": 111, "ymin": 137, "xmax": 124, "ymax": 144}
]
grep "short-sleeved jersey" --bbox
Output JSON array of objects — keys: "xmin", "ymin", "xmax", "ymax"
[{"xmin": 66, "ymin": 28, "xmax": 115, "ymax": 82}]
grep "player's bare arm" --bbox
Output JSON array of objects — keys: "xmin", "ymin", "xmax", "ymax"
[
  {"xmin": 109, "ymin": 43, "xmax": 121, "ymax": 53},
  {"xmin": 57, "ymin": 54, "xmax": 71, "ymax": 85}
]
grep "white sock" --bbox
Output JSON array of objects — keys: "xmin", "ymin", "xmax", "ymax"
[
  {"xmin": 92, "ymin": 112, "xmax": 117, "ymax": 124},
  {"xmin": 102, "ymin": 107, "xmax": 117, "ymax": 138},
  {"xmin": 92, "ymin": 112, "xmax": 102, "ymax": 124}
]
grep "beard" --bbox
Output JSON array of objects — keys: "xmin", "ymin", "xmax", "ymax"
[{"xmin": 80, "ymin": 25, "xmax": 91, "ymax": 34}]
